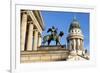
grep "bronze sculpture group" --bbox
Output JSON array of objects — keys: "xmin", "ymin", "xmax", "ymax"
[{"xmin": 42, "ymin": 26, "xmax": 64, "ymax": 46}]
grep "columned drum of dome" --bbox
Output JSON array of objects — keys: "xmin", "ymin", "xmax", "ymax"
[{"xmin": 67, "ymin": 16, "xmax": 84, "ymax": 55}]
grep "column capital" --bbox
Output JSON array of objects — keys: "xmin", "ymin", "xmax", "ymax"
[
  {"xmin": 21, "ymin": 10, "xmax": 27, "ymax": 14},
  {"xmin": 28, "ymin": 21, "xmax": 33, "ymax": 24},
  {"xmin": 33, "ymin": 29, "xmax": 38, "ymax": 32}
]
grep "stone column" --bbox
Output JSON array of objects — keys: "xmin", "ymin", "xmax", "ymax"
[
  {"xmin": 26, "ymin": 21, "xmax": 33, "ymax": 51},
  {"xmin": 20, "ymin": 11, "xmax": 27, "ymax": 51},
  {"xmin": 73, "ymin": 39, "xmax": 76, "ymax": 51},
  {"xmin": 77, "ymin": 39, "xmax": 79, "ymax": 50},
  {"xmin": 76, "ymin": 39, "xmax": 78, "ymax": 50},
  {"xmin": 81, "ymin": 39, "xmax": 84, "ymax": 50},
  {"xmin": 69, "ymin": 40, "xmax": 71, "ymax": 50},
  {"xmin": 75, "ymin": 39, "xmax": 78, "ymax": 53},
  {"xmin": 80, "ymin": 39, "xmax": 84, "ymax": 55},
  {"xmin": 33, "ymin": 30, "xmax": 38, "ymax": 50},
  {"xmin": 77, "ymin": 39, "xmax": 80, "ymax": 50},
  {"xmin": 80, "ymin": 39, "xmax": 82, "ymax": 50},
  {"xmin": 69, "ymin": 40, "xmax": 72, "ymax": 50},
  {"xmin": 38, "ymin": 34, "xmax": 42, "ymax": 47}
]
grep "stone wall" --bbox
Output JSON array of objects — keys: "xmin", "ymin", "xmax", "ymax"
[{"xmin": 21, "ymin": 50, "xmax": 69, "ymax": 63}]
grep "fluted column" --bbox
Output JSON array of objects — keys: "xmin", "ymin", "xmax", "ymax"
[
  {"xmin": 26, "ymin": 21, "xmax": 34, "ymax": 51},
  {"xmin": 20, "ymin": 11, "xmax": 27, "ymax": 51},
  {"xmin": 73, "ymin": 39, "xmax": 76, "ymax": 51},
  {"xmin": 80, "ymin": 39, "xmax": 82, "ymax": 50},
  {"xmin": 38, "ymin": 34, "xmax": 42, "ymax": 47},
  {"xmin": 76, "ymin": 39, "xmax": 78, "ymax": 50},
  {"xmin": 33, "ymin": 30, "xmax": 38, "ymax": 50},
  {"xmin": 77, "ymin": 39, "xmax": 80, "ymax": 50},
  {"xmin": 70, "ymin": 40, "xmax": 72, "ymax": 50},
  {"xmin": 81, "ymin": 39, "xmax": 84, "ymax": 50},
  {"xmin": 69, "ymin": 40, "xmax": 71, "ymax": 50}
]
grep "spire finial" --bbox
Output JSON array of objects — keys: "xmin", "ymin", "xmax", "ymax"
[{"xmin": 73, "ymin": 15, "xmax": 77, "ymax": 20}]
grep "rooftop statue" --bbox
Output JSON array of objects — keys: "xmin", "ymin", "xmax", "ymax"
[
  {"xmin": 42, "ymin": 26, "xmax": 64, "ymax": 46},
  {"xmin": 47, "ymin": 26, "xmax": 58, "ymax": 37}
]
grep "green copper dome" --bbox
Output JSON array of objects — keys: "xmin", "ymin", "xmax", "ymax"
[{"xmin": 69, "ymin": 17, "xmax": 80, "ymax": 32}]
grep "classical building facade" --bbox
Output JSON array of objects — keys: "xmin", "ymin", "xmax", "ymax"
[
  {"xmin": 20, "ymin": 10, "xmax": 44, "ymax": 51},
  {"xmin": 20, "ymin": 11, "xmax": 89, "ymax": 62}
]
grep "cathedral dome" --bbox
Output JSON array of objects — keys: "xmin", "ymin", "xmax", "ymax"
[{"xmin": 69, "ymin": 17, "xmax": 80, "ymax": 32}]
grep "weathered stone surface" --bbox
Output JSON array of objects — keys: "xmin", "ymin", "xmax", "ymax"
[
  {"xmin": 38, "ymin": 45, "xmax": 66, "ymax": 51},
  {"xmin": 21, "ymin": 48, "xmax": 69, "ymax": 63}
]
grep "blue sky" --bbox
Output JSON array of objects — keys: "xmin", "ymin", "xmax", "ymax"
[{"xmin": 41, "ymin": 11, "xmax": 90, "ymax": 51}]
